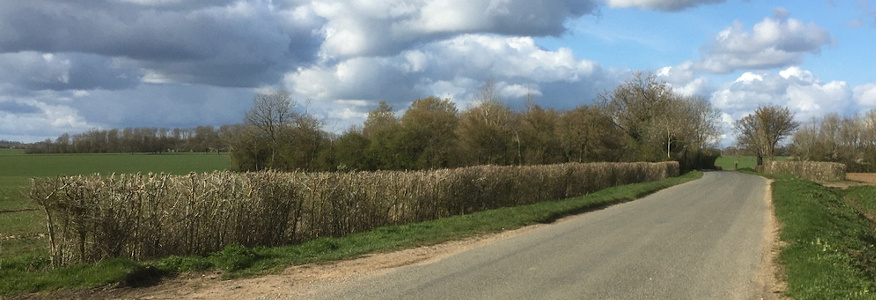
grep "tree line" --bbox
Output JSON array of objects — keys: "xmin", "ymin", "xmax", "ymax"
[
  {"xmin": 27, "ymin": 71, "xmax": 876, "ymax": 174},
  {"xmin": 730, "ymin": 102, "xmax": 876, "ymax": 172},
  {"xmin": 26, "ymin": 73, "xmax": 724, "ymax": 171},
  {"xmin": 26, "ymin": 126, "xmax": 227, "ymax": 154},
  {"xmin": 227, "ymin": 73, "xmax": 723, "ymax": 172},
  {"xmin": 789, "ymin": 110, "xmax": 876, "ymax": 172}
]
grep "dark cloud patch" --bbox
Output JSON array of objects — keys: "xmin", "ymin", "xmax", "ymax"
[
  {"xmin": 71, "ymin": 84, "xmax": 254, "ymax": 129},
  {"xmin": 0, "ymin": 0, "xmax": 322, "ymax": 87},
  {"xmin": 475, "ymin": 1, "xmax": 599, "ymax": 36},
  {"xmin": 0, "ymin": 52, "xmax": 141, "ymax": 91},
  {"xmin": 603, "ymin": 0, "xmax": 724, "ymax": 11},
  {"xmin": 314, "ymin": 0, "xmax": 600, "ymax": 58},
  {"xmin": 0, "ymin": 100, "xmax": 40, "ymax": 114}
]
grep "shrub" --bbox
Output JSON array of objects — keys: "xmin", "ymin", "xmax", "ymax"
[{"xmin": 208, "ymin": 243, "xmax": 258, "ymax": 272}]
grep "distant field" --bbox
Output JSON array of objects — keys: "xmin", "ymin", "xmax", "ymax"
[
  {"xmin": 0, "ymin": 149, "xmax": 231, "ymax": 258},
  {"xmin": 714, "ymin": 155, "xmax": 787, "ymax": 170},
  {"xmin": 0, "ymin": 148, "xmax": 230, "ymax": 177}
]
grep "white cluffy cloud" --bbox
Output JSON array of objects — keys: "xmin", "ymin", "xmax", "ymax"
[
  {"xmin": 855, "ymin": 84, "xmax": 876, "ymax": 108},
  {"xmin": 711, "ymin": 66, "xmax": 852, "ymax": 124},
  {"xmin": 695, "ymin": 11, "xmax": 832, "ymax": 73},
  {"xmin": 286, "ymin": 34, "xmax": 614, "ymax": 130}
]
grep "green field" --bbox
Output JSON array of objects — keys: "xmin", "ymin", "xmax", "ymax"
[
  {"xmin": 714, "ymin": 155, "xmax": 787, "ymax": 170},
  {"xmin": 0, "ymin": 149, "xmax": 231, "ymax": 259}
]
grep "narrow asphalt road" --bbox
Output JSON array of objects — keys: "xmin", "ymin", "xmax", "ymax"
[{"xmin": 296, "ymin": 171, "xmax": 769, "ymax": 299}]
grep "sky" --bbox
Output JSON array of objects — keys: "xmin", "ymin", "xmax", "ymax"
[{"xmin": 1, "ymin": 0, "xmax": 875, "ymax": 146}]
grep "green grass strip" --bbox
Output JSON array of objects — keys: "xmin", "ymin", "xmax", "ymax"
[
  {"xmin": 772, "ymin": 177, "xmax": 876, "ymax": 299},
  {"xmin": 1, "ymin": 171, "xmax": 701, "ymax": 297}
]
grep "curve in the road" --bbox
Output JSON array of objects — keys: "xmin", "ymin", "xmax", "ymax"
[{"xmin": 297, "ymin": 171, "xmax": 769, "ymax": 300}]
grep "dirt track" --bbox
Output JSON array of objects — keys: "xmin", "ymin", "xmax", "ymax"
[{"xmin": 823, "ymin": 173, "xmax": 876, "ymax": 188}]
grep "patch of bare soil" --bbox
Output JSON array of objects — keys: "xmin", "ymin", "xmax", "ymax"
[
  {"xmin": 823, "ymin": 173, "xmax": 876, "ymax": 189},
  {"xmin": 54, "ymin": 225, "xmax": 546, "ymax": 300},
  {"xmin": 758, "ymin": 179, "xmax": 788, "ymax": 300}
]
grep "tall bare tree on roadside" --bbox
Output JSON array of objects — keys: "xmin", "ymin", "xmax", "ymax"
[
  {"xmin": 735, "ymin": 104, "xmax": 799, "ymax": 166},
  {"xmin": 244, "ymin": 90, "xmax": 300, "ymax": 169}
]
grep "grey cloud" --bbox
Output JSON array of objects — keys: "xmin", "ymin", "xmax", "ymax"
[
  {"xmin": 602, "ymin": 0, "xmax": 724, "ymax": 11},
  {"xmin": 695, "ymin": 16, "xmax": 832, "ymax": 73},
  {"xmin": 0, "ymin": 100, "xmax": 40, "ymax": 114},
  {"xmin": 72, "ymin": 84, "xmax": 255, "ymax": 129},
  {"xmin": 0, "ymin": 0, "xmax": 322, "ymax": 87},
  {"xmin": 286, "ymin": 34, "xmax": 619, "ymax": 131},
  {"xmin": 0, "ymin": 52, "xmax": 141, "ymax": 91},
  {"xmin": 312, "ymin": 0, "xmax": 599, "ymax": 58}
]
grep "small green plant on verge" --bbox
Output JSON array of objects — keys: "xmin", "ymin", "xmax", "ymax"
[
  {"xmin": 208, "ymin": 243, "xmax": 260, "ymax": 272},
  {"xmin": 772, "ymin": 177, "xmax": 876, "ymax": 299}
]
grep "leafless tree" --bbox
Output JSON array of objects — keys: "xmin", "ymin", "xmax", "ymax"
[
  {"xmin": 735, "ymin": 104, "xmax": 799, "ymax": 166},
  {"xmin": 457, "ymin": 80, "xmax": 515, "ymax": 165}
]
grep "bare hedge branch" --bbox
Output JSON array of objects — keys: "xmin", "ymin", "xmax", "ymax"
[{"xmin": 32, "ymin": 162, "xmax": 679, "ymax": 266}]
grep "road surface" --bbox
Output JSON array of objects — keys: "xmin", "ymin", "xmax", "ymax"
[{"xmin": 293, "ymin": 171, "xmax": 769, "ymax": 299}]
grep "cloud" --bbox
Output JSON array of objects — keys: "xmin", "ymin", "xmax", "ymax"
[
  {"xmin": 853, "ymin": 0, "xmax": 876, "ymax": 27},
  {"xmin": 0, "ymin": 52, "xmax": 141, "ymax": 91},
  {"xmin": 0, "ymin": 90, "xmax": 95, "ymax": 142},
  {"xmin": 710, "ymin": 67, "xmax": 852, "ymax": 124},
  {"xmin": 0, "ymin": 82, "xmax": 256, "ymax": 143},
  {"xmin": 310, "ymin": 0, "xmax": 599, "ymax": 58},
  {"xmin": 656, "ymin": 62, "xmax": 711, "ymax": 96},
  {"xmin": 855, "ymin": 83, "xmax": 876, "ymax": 108},
  {"xmin": 602, "ymin": 0, "xmax": 724, "ymax": 11},
  {"xmin": 71, "ymin": 84, "xmax": 255, "ymax": 129},
  {"xmin": 285, "ymin": 34, "xmax": 617, "ymax": 131},
  {"xmin": 0, "ymin": 0, "xmax": 319, "ymax": 87},
  {"xmin": 695, "ymin": 13, "xmax": 832, "ymax": 73}
]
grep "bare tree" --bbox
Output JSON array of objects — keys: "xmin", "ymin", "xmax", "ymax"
[
  {"xmin": 457, "ymin": 80, "xmax": 515, "ymax": 165},
  {"xmin": 735, "ymin": 104, "xmax": 799, "ymax": 166},
  {"xmin": 600, "ymin": 72, "xmax": 675, "ymax": 161},
  {"xmin": 556, "ymin": 105, "xmax": 623, "ymax": 162},
  {"xmin": 363, "ymin": 101, "xmax": 398, "ymax": 139},
  {"xmin": 236, "ymin": 90, "xmax": 328, "ymax": 171},
  {"xmin": 398, "ymin": 96, "xmax": 460, "ymax": 169},
  {"xmin": 653, "ymin": 95, "xmax": 721, "ymax": 158},
  {"xmin": 243, "ymin": 90, "xmax": 299, "ymax": 169}
]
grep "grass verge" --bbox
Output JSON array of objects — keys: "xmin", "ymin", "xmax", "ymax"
[
  {"xmin": 772, "ymin": 176, "xmax": 876, "ymax": 299},
  {"xmin": 0, "ymin": 171, "xmax": 702, "ymax": 297}
]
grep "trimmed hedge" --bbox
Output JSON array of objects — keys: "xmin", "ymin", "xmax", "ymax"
[
  {"xmin": 764, "ymin": 161, "xmax": 846, "ymax": 182},
  {"xmin": 30, "ymin": 162, "xmax": 679, "ymax": 266}
]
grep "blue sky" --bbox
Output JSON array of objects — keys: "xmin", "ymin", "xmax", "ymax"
[{"xmin": 1, "ymin": 0, "xmax": 875, "ymax": 146}]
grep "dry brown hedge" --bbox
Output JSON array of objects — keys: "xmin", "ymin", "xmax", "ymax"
[
  {"xmin": 764, "ymin": 161, "xmax": 846, "ymax": 182},
  {"xmin": 30, "ymin": 162, "xmax": 679, "ymax": 266}
]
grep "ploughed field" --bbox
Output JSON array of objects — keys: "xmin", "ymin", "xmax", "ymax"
[{"xmin": 848, "ymin": 173, "xmax": 876, "ymax": 185}]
